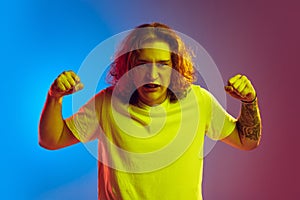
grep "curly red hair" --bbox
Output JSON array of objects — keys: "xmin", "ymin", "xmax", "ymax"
[{"xmin": 107, "ymin": 22, "xmax": 196, "ymax": 103}]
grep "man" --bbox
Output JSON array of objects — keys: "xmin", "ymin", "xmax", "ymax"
[{"xmin": 39, "ymin": 22, "xmax": 261, "ymax": 200}]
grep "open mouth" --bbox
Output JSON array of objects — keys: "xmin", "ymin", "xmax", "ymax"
[{"xmin": 143, "ymin": 83, "xmax": 160, "ymax": 88}]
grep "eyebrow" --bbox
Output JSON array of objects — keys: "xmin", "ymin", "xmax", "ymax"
[{"xmin": 137, "ymin": 59, "xmax": 171, "ymax": 63}]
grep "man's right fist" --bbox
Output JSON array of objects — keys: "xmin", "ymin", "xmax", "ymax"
[{"xmin": 49, "ymin": 70, "xmax": 84, "ymax": 98}]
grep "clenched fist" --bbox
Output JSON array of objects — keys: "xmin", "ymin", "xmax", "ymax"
[
  {"xmin": 49, "ymin": 70, "xmax": 84, "ymax": 98},
  {"xmin": 224, "ymin": 74, "xmax": 256, "ymax": 103}
]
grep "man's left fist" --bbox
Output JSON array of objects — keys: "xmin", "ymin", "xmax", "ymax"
[{"xmin": 224, "ymin": 74, "xmax": 256, "ymax": 103}]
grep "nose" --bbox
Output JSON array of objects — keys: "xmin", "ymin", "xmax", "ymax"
[{"xmin": 147, "ymin": 63, "xmax": 159, "ymax": 80}]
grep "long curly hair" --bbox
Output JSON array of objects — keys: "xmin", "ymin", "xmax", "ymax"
[{"xmin": 107, "ymin": 22, "xmax": 196, "ymax": 104}]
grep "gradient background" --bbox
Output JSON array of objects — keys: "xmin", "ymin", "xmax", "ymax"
[{"xmin": 1, "ymin": 0, "xmax": 299, "ymax": 199}]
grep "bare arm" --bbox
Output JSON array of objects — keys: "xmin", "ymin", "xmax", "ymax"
[
  {"xmin": 222, "ymin": 99, "xmax": 261, "ymax": 150},
  {"xmin": 222, "ymin": 74, "xmax": 262, "ymax": 150},
  {"xmin": 38, "ymin": 71, "xmax": 84, "ymax": 150}
]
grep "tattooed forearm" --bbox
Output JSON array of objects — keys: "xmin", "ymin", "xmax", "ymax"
[{"xmin": 236, "ymin": 99, "xmax": 262, "ymax": 142}]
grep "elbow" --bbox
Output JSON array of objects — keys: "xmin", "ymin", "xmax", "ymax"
[
  {"xmin": 39, "ymin": 140, "xmax": 59, "ymax": 150},
  {"xmin": 38, "ymin": 130, "xmax": 60, "ymax": 150},
  {"xmin": 242, "ymin": 145, "xmax": 258, "ymax": 151},
  {"xmin": 241, "ymin": 140, "xmax": 261, "ymax": 151}
]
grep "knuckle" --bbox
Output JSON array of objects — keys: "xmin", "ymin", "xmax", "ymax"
[
  {"xmin": 58, "ymin": 73, "xmax": 66, "ymax": 79},
  {"xmin": 234, "ymin": 74, "xmax": 241, "ymax": 79},
  {"xmin": 67, "ymin": 70, "xmax": 76, "ymax": 77},
  {"xmin": 63, "ymin": 71, "xmax": 72, "ymax": 76},
  {"xmin": 241, "ymin": 75, "xmax": 248, "ymax": 80}
]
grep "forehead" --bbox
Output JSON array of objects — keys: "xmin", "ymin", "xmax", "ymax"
[{"xmin": 138, "ymin": 41, "xmax": 171, "ymax": 61}]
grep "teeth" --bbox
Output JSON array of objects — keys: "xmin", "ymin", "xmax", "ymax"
[{"xmin": 145, "ymin": 84, "xmax": 158, "ymax": 88}]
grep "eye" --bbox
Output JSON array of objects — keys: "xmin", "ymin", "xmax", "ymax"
[
  {"xmin": 135, "ymin": 61, "xmax": 147, "ymax": 67},
  {"xmin": 157, "ymin": 62, "xmax": 171, "ymax": 68}
]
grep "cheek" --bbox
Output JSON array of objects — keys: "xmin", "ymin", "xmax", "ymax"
[
  {"xmin": 162, "ymin": 70, "xmax": 172, "ymax": 84},
  {"xmin": 132, "ymin": 70, "xmax": 145, "ymax": 86}
]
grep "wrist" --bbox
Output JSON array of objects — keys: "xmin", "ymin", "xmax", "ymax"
[
  {"xmin": 47, "ymin": 91, "xmax": 63, "ymax": 103},
  {"xmin": 241, "ymin": 94, "xmax": 257, "ymax": 104}
]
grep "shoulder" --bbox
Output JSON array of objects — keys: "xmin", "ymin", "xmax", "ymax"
[
  {"xmin": 88, "ymin": 86, "xmax": 114, "ymax": 108},
  {"xmin": 94, "ymin": 86, "xmax": 114, "ymax": 98},
  {"xmin": 189, "ymin": 84, "xmax": 212, "ymax": 99}
]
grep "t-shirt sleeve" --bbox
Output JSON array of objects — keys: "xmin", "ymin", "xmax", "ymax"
[
  {"xmin": 203, "ymin": 89, "xmax": 237, "ymax": 140},
  {"xmin": 65, "ymin": 93, "xmax": 102, "ymax": 143}
]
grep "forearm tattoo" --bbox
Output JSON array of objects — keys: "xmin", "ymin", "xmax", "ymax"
[{"xmin": 236, "ymin": 100, "xmax": 261, "ymax": 141}]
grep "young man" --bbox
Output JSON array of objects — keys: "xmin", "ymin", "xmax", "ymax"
[{"xmin": 39, "ymin": 22, "xmax": 261, "ymax": 200}]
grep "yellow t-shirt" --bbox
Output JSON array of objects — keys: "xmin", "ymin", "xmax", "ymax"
[{"xmin": 66, "ymin": 84, "xmax": 236, "ymax": 200}]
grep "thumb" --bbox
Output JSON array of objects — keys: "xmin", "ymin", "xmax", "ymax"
[
  {"xmin": 224, "ymin": 85, "xmax": 233, "ymax": 93},
  {"xmin": 74, "ymin": 82, "xmax": 84, "ymax": 92}
]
